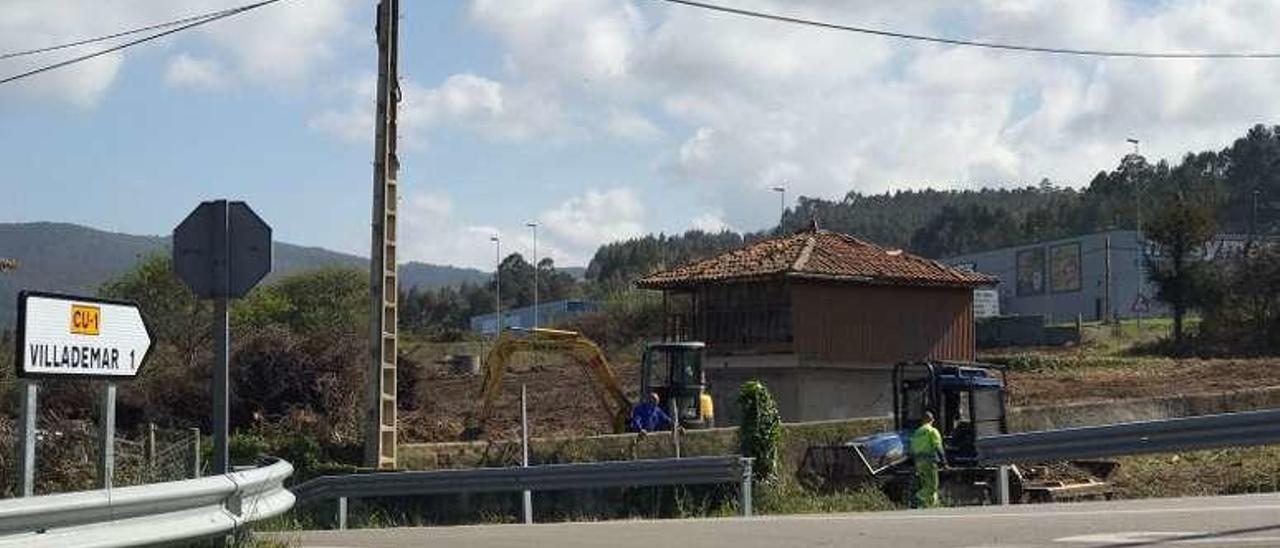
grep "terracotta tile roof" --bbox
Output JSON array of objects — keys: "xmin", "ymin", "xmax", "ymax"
[{"xmin": 635, "ymin": 228, "xmax": 995, "ymax": 289}]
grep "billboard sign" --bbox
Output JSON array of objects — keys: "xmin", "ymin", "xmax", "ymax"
[
  {"xmin": 1016, "ymin": 248, "xmax": 1045, "ymax": 296},
  {"xmin": 1050, "ymin": 242, "xmax": 1082, "ymax": 293}
]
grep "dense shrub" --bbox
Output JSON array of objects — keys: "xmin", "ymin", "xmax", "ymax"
[
  {"xmin": 1196, "ymin": 248, "xmax": 1280, "ymax": 356},
  {"xmin": 737, "ymin": 380, "xmax": 782, "ymax": 483},
  {"xmin": 557, "ymin": 290, "xmax": 663, "ymax": 352}
]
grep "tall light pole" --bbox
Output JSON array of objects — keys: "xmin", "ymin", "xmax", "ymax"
[
  {"xmin": 1127, "ymin": 138, "xmax": 1142, "ymax": 235},
  {"xmin": 526, "ymin": 222, "xmax": 539, "ymax": 330},
  {"xmin": 491, "ymin": 235, "xmax": 501, "ymax": 336},
  {"xmin": 771, "ymin": 184, "xmax": 786, "ymax": 229},
  {"xmin": 1126, "ymin": 138, "xmax": 1142, "ymax": 331}
]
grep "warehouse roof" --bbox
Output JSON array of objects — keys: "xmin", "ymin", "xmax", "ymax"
[{"xmin": 635, "ymin": 223, "xmax": 996, "ymax": 290}]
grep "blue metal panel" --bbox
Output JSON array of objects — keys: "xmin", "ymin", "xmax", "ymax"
[{"xmin": 470, "ymin": 299, "xmax": 601, "ymax": 334}]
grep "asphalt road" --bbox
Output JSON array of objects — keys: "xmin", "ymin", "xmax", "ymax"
[{"xmin": 278, "ymin": 493, "xmax": 1280, "ymax": 548}]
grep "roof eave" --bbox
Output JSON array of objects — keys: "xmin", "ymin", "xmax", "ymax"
[{"xmin": 784, "ymin": 271, "xmax": 995, "ymax": 288}]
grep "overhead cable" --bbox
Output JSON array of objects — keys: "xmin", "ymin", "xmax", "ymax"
[
  {"xmin": 0, "ymin": 0, "xmax": 288, "ymax": 86},
  {"xmin": 0, "ymin": 4, "xmax": 256, "ymax": 61},
  {"xmin": 656, "ymin": 0, "xmax": 1280, "ymax": 59}
]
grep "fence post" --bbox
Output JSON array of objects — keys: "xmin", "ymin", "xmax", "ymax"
[
  {"xmin": 740, "ymin": 457, "xmax": 753, "ymax": 517},
  {"xmin": 189, "ymin": 428, "xmax": 202, "ymax": 478},
  {"xmin": 337, "ymin": 497, "xmax": 348, "ymax": 530}
]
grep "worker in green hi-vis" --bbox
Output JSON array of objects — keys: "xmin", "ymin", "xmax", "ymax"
[{"xmin": 909, "ymin": 410, "xmax": 946, "ymax": 508}]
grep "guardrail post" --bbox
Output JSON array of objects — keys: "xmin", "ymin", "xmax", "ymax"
[
  {"xmin": 670, "ymin": 399, "xmax": 681, "ymax": 459},
  {"xmin": 997, "ymin": 465, "xmax": 1010, "ymax": 505},
  {"xmin": 740, "ymin": 457, "xmax": 753, "ymax": 517},
  {"xmin": 338, "ymin": 497, "xmax": 348, "ymax": 530},
  {"xmin": 190, "ymin": 427, "xmax": 202, "ymax": 478}
]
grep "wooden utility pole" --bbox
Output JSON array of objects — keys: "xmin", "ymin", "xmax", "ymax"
[{"xmin": 366, "ymin": 0, "xmax": 400, "ymax": 469}]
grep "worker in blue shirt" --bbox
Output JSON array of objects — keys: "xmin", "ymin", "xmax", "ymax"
[{"xmin": 629, "ymin": 392, "xmax": 674, "ymax": 433}]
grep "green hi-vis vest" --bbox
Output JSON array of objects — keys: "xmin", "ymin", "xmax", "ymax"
[{"xmin": 910, "ymin": 423, "xmax": 943, "ymax": 461}]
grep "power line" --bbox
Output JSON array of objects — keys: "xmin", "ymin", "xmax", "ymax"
[
  {"xmin": 655, "ymin": 0, "xmax": 1280, "ymax": 59},
  {"xmin": 0, "ymin": 0, "xmax": 288, "ymax": 86},
  {"xmin": 0, "ymin": 4, "xmax": 256, "ymax": 61}
]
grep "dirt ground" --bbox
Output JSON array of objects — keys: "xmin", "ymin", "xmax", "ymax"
[
  {"xmin": 1006, "ymin": 358, "xmax": 1280, "ymax": 408},
  {"xmin": 400, "ymin": 354, "xmax": 643, "ymax": 443},
  {"xmin": 398, "ymin": 338, "xmax": 1280, "ymax": 443}
]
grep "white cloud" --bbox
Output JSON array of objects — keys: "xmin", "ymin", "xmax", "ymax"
[
  {"xmin": 398, "ymin": 186, "xmax": 625, "ymax": 269},
  {"xmin": 691, "ymin": 212, "xmax": 731, "ymax": 233},
  {"xmin": 399, "ymin": 190, "xmax": 505, "ymax": 269},
  {"xmin": 0, "ymin": 0, "xmax": 355, "ymax": 106},
  {"xmin": 164, "ymin": 54, "xmax": 230, "ymax": 91},
  {"xmin": 539, "ymin": 187, "xmax": 646, "ymax": 256},
  {"xmin": 606, "ymin": 110, "xmax": 662, "ymax": 141},
  {"xmin": 463, "ymin": 0, "xmax": 1280, "ymax": 233},
  {"xmin": 312, "ymin": 73, "xmax": 563, "ymax": 147}
]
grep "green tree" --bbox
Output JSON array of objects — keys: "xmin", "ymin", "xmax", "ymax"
[
  {"xmin": 99, "ymin": 254, "xmax": 210, "ymax": 364},
  {"xmin": 737, "ymin": 380, "xmax": 782, "ymax": 483},
  {"xmin": 1199, "ymin": 246, "xmax": 1280, "ymax": 355},
  {"xmin": 1145, "ymin": 194, "xmax": 1218, "ymax": 350},
  {"xmin": 236, "ymin": 267, "xmax": 367, "ymax": 336}
]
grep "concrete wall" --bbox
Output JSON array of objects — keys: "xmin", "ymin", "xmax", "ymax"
[
  {"xmin": 399, "ymin": 386, "xmax": 1280, "ymax": 472},
  {"xmin": 701, "ymin": 353, "xmax": 895, "ymax": 426},
  {"xmin": 1008, "ymin": 385, "xmax": 1280, "ymax": 432}
]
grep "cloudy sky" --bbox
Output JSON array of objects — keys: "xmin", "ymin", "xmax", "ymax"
[{"xmin": 4, "ymin": 0, "xmax": 1280, "ymax": 269}]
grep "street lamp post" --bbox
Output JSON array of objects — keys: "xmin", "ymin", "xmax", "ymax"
[
  {"xmin": 526, "ymin": 222, "xmax": 539, "ymax": 330},
  {"xmin": 491, "ymin": 235, "xmax": 501, "ymax": 336},
  {"xmin": 1127, "ymin": 138, "xmax": 1142, "ymax": 331},
  {"xmin": 771, "ymin": 184, "xmax": 786, "ymax": 229}
]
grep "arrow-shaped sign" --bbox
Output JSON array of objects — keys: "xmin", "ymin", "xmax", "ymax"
[{"xmin": 15, "ymin": 291, "xmax": 153, "ymax": 379}]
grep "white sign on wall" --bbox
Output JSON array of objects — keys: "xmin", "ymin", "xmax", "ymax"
[
  {"xmin": 974, "ymin": 289, "xmax": 1001, "ymax": 319},
  {"xmin": 16, "ymin": 292, "xmax": 152, "ymax": 379}
]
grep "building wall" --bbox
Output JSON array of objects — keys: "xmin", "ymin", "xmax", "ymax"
[
  {"xmin": 943, "ymin": 230, "xmax": 1161, "ymax": 323},
  {"xmin": 790, "ymin": 282, "xmax": 975, "ymax": 365}
]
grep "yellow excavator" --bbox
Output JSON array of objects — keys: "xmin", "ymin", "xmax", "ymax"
[{"xmin": 461, "ymin": 328, "xmax": 712, "ymax": 439}]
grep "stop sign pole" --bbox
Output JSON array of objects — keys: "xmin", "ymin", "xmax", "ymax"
[{"xmin": 174, "ymin": 200, "xmax": 271, "ymax": 475}]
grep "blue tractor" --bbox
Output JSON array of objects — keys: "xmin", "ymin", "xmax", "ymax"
[{"xmin": 799, "ymin": 360, "xmax": 1115, "ymax": 505}]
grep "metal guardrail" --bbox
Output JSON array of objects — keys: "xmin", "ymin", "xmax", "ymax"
[
  {"xmin": 293, "ymin": 455, "xmax": 755, "ymax": 527},
  {"xmin": 0, "ymin": 459, "xmax": 294, "ymax": 547},
  {"xmin": 978, "ymin": 408, "xmax": 1280, "ymax": 464}
]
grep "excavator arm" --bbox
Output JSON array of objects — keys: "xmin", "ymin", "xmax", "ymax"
[{"xmin": 463, "ymin": 328, "xmax": 633, "ymax": 439}]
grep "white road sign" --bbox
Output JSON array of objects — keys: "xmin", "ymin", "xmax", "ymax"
[{"xmin": 16, "ymin": 292, "xmax": 152, "ymax": 379}]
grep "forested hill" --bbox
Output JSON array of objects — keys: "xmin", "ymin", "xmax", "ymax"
[
  {"xmin": 587, "ymin": 124, "xmax": 1280, "ymax": 284},
  {"xmin": 0, "ymin": 222, "xmax": 488, "ymax": 327}
]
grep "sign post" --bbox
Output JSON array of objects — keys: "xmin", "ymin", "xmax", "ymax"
[
  {"xmin": 174, "ymin": 200, "xmax": 272, "ymax": 475},
  {"xmin": 98, "ymin": 382, "xmax": 117, "ymax": 489},
  {"xmin": 14, "ymin": 291, "xmax": 153, "ymax": 494},
  {"xmin": 18, "ymin": 382, "xmax": 36, "ymax": 497}
]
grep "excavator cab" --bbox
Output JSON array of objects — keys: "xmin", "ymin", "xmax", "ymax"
[
  {"xmin": 894, "ymin": 361, "xmax": 1008, "ymax": 466},
  {"xmin": 640, "ymin": 342, "xmax": 713, "ymax": 429}
]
